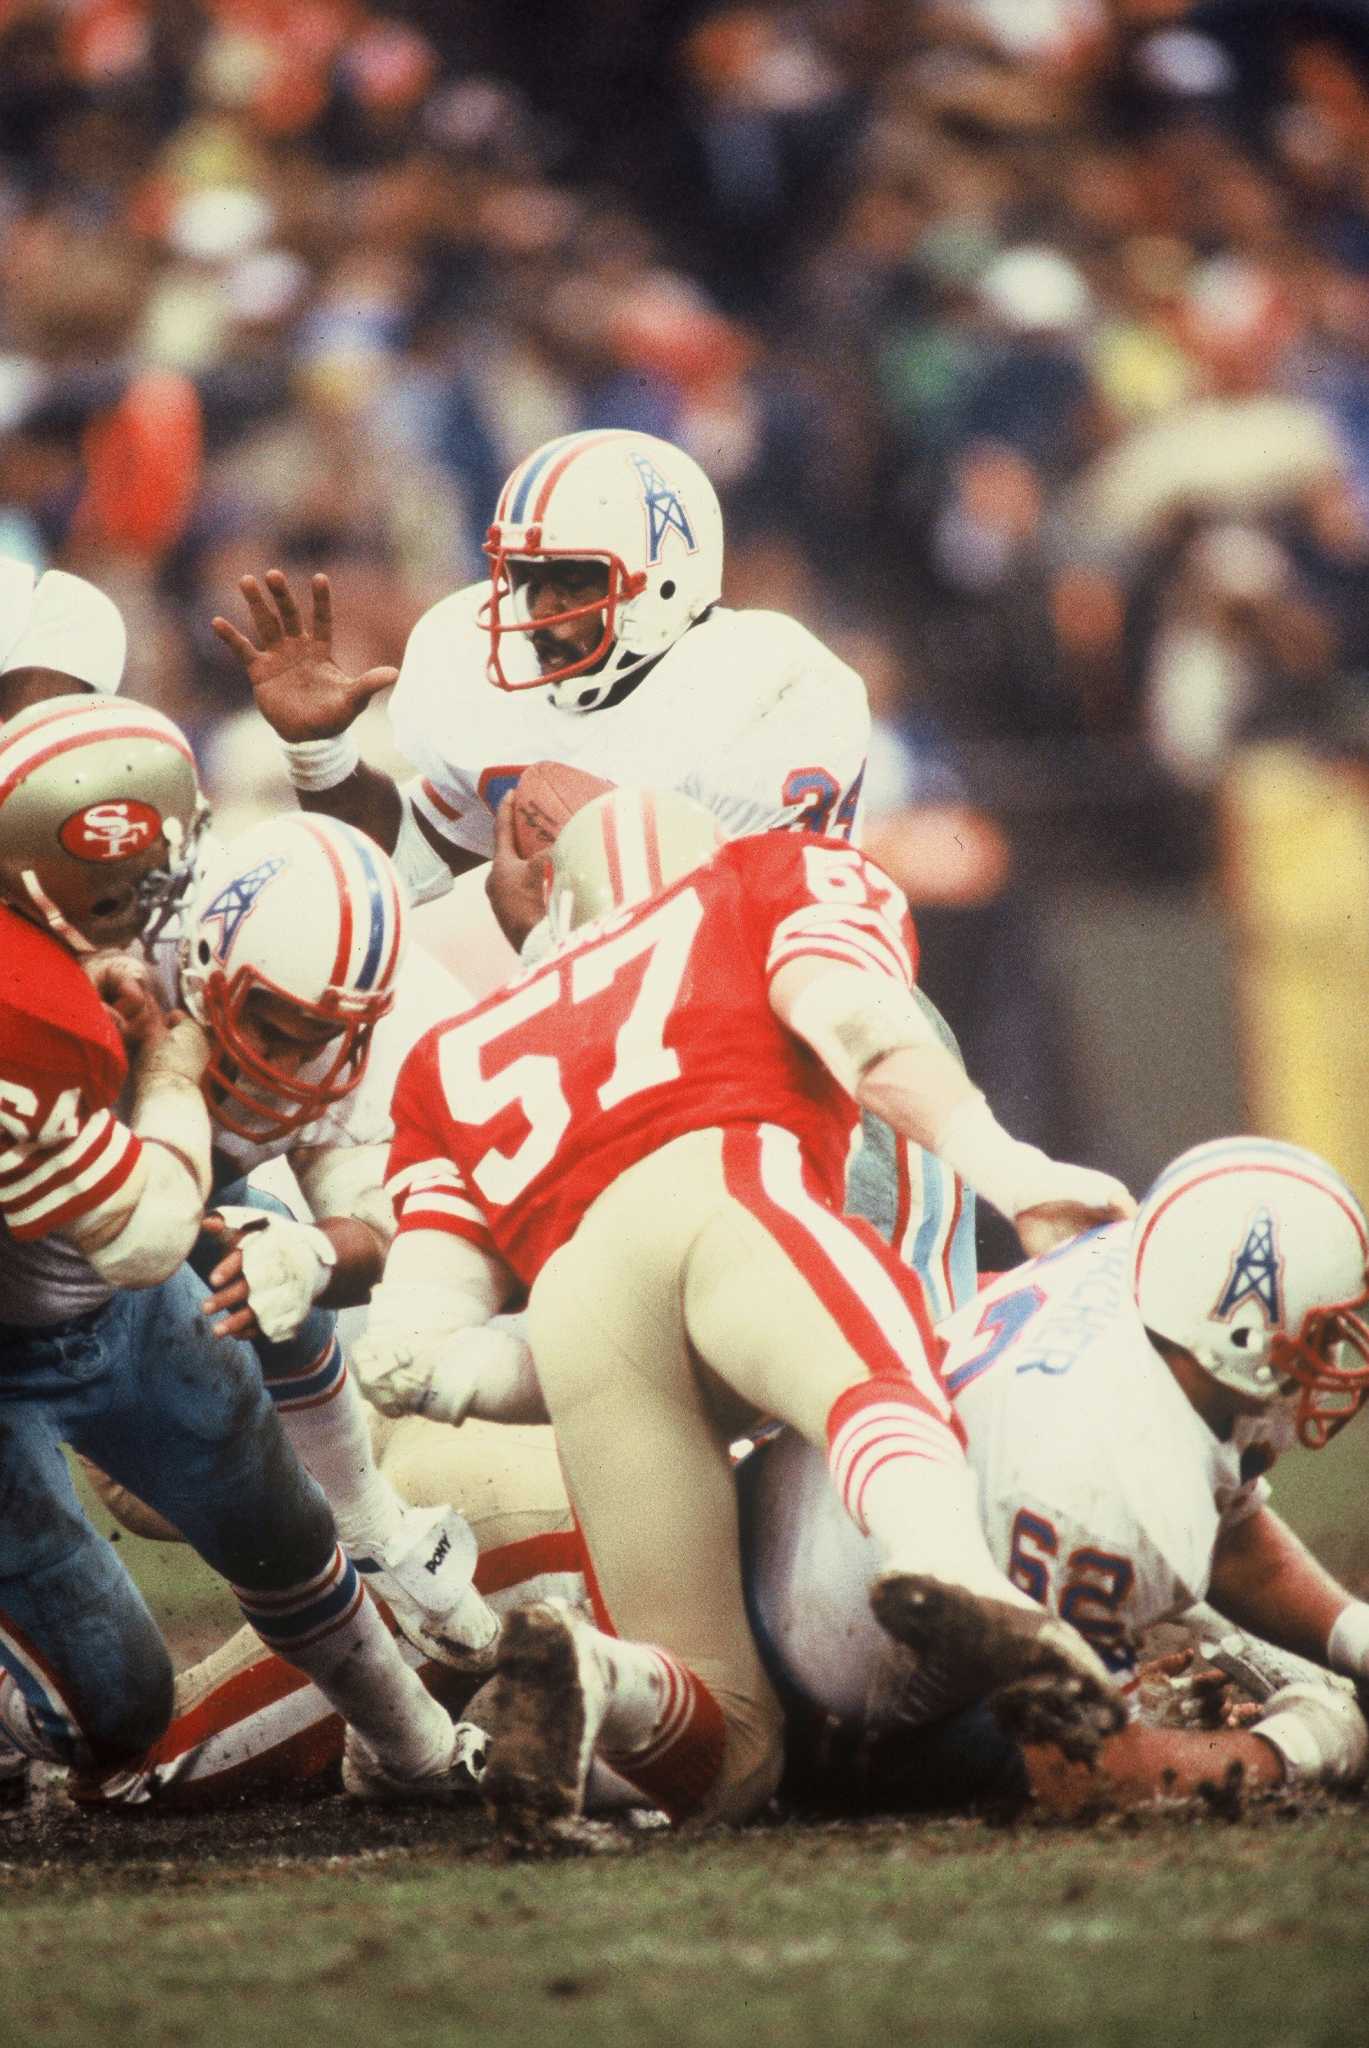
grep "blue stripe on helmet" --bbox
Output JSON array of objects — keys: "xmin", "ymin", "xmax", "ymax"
[
  {"xmin": 506, "ymin": 432, "xmax": 592, "ymax": 525},
  {"xmin": 338, "ymin": 820, "xmax": 389, "ymax": 990}
]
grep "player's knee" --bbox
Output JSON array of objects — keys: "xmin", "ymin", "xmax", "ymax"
[
  {"xmin": 87, "ymin": 1635, "xmax": 175, "ymax": 1767},
  {"xmin": 695, "ymin": 1685, "xmax": 787, "ymax": 1828}
]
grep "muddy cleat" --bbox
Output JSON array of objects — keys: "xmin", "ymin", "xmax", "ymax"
[
  {"xmin": 351, "ymin": 1505, "xmax": 500, "ymax": 1674},
  {"xmin": 870, "ymin": 1573, "xmax": 1125, "ymax": 1765},
  {"xmin": 480, "ymin": 1603, "xmax": 611, "ymax": 1851},
  {"xmin": 341, "ymin": 1717, "xmax": 489, "ymax": 1803}
]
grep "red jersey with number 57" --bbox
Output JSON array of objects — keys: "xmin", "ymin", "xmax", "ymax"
[{"xmin": 386, "ymin": 834, "xmax": 918, "ymax": 1283}]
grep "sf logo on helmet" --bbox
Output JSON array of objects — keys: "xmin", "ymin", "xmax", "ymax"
[
  {"xmin": 59, "ymin": 800, "xmax": 163, "ymax": 863},
  {"xmin": 1213, "ymin": 1207, "xmax": 1283, "ymax": 1326}
]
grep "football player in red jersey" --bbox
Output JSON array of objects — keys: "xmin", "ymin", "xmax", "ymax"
[
  {"xmin": 354, "ymin": 785, "xmax": 1136, "ymax": 1843},
  {"xmin": 0, "ymin": 696, "xmax": 487, "ymax": 1803}
]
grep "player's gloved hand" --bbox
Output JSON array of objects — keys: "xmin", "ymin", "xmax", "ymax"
[
  {"xmin": 352, "ymin": 1318, "xmax": 542, "ymax": 1426},
  {"xmin": 1252, "ymin": 1681, "xmax": 1369, "ymax": 1789},
  {"xmin": 202, "ymin": 1205, "xmax": 337, "ymax": 1344}
]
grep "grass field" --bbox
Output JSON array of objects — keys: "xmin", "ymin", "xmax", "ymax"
[
  {"xmin": 4, "ymin": 1794, "xmax": 1369, "ymax": 2048},
  {"xmin": 18, "ymin": 1460, "xmax": 1364, "ymax": 2048}
]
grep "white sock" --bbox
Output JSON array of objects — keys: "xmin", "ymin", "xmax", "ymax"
[
  {"xmin": 862, "ymin": 1458, "xmax": 1032, "ymax": 1607},
  {"xmin": 269, "ymin": 1339, "xmax": 405, "ymax": 1554},
  {"xmin": 234, "ymin": 1549, "xmax": 450, "ymax": 1777},
  {"xmin": 590, "ymin": 1635, "xmax": 677, "ymax": 1760},
  {"xmin": 826, "ymin": 1385, "xmax": 1031, "ymax": 1607}
]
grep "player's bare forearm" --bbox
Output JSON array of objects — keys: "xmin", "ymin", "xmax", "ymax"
[
  {"xmin": 313, "ymin": 1217, "xmax": 388, "ymax": 1308},
  {"xmin": 1023, "ymin": 1719, "xmax": 1283, "ymax": 1814},
  {"xmin": 297, "ymin": 761, "xmax": 404, "ymax": 854},
  {"xmin": 1207, "ymin": 1505, "xmax": 1352, "ymax": 1663}
]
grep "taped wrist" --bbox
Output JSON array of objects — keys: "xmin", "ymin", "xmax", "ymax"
[
  {"xmin": 1254, "ymin": 1682, "xmax": 1369, "ymax": 1787},
  {"xmin": 932, "ymin": 1092, "xmax": 1041, "ymax": 1219},
  {"xmin": 1327, "ymin": 1600, "xmax": 1369, "ymax": 1681},
  {"xmin": 783, "ymin": 966, "xmax": 933, "ymax": 1096},
  {"xmin": 281, "ymin": 733, "xmax": 360, "ymax": 792}
]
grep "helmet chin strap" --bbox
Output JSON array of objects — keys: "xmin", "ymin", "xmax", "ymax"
[{"xmin": 20, "ymin": 868, "xmax": 96, "ymax": 954}]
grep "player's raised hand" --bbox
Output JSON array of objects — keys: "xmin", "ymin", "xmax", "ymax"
[{"xmin": 211, "ymin": 569, "xmax": 398, "ymax": 742}]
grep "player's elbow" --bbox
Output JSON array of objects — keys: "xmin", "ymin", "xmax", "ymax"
[{"xmin": 81, "ymin": 1156, "xmax": 206, "ymax": 1288}]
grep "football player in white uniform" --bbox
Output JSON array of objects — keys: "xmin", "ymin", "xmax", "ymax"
[
  {"xmin": 74, "ymin": 1138, "xmax": 1369, "ymax": 1818},
  {"xmin": 211, "ymin": 429, "xmax": 974, "ymax": 1309},
  {"xmin": 91, "ymin": 811, "xmax": 502, "ymax": 1678}
]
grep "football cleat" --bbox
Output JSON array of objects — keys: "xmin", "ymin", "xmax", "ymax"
[
  {"xmin": 341, "ymin": 1717, "xmax": 489, "ymax": 1803},
  {"xmin": 870, "ymin": 1572, "xmax": 1125, "ymax": 1764},
  {"xmin": 480, "ymin": 1603, "xmax": 612, "ymax": 1849},
  {"xmin": 351, "ymin": 1505, "xmax": 501, "ymax": 1674}
]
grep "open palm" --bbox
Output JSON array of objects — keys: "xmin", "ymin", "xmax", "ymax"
[{"xmin": 211, "ymin": 569, "xmax": 398, "ymax": 742}]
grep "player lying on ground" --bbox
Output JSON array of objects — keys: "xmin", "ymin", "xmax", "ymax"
[
  {"xmin": 210, "ymin": 430, "xmax": 975, "ymax": 1316},
  {"xmin": 0, "ymin": 699, "xmax": 482, "ymax": 1804},
  {"xmin": 353, "ymin": 784, "xmax": 1136, "ymax": 1842},
  {"xmin": 76, "ymin": 1145, "xmax": 1369, "ymax": 1823},
  {"xmin": 89, "ymin": 811, "xmax": 501, "ymax": 1676}
]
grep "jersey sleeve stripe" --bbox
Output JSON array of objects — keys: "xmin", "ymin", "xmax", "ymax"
[
  {"xmin": 417, "ymin": 778, "xmax": 464, "ymax": 827},
  {"xmin": 2, "ymin": 1127, "xmax": 141, "ymax": 1238},
  {"xmin": 387, "ymin": 1156, "xmax": 464, "ymax": 1196},
  {"xmin": 767, "ymin": 904, "xmax": 914, "ymax": 982},
  {"xmin": 395, "ymin": 1189, "xmax": 487, "ymax": 1228},
  {"xmin": 0, "ymin": 1109, "xmax": 122, "ymax": 1204}
]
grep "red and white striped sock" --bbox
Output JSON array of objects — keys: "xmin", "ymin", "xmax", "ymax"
[
  {"xmin": 825, "ymin": 1378, "xmax": 1027, "ymax": 1603},
  {"xmin": 593, "ymin": 1638, "xmax": 726, "ymax": 1824}
]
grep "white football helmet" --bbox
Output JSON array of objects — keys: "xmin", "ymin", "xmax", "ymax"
[
  {"xmin": 0, "ymin": 694, "xmax": 206, "ymax": 953},
  {"xmin": 482, "ymin": 428, "xmax": 724, "ymax": 710},
  {"xmin": 179, "ymin": 814, "xmax": 407, "ymax": 1139},
  {"xmin": 546, "ymin": 784, "xmax": 724, "ymax": 939},
  {"xmin": 1132, "ymin": 1137, "xmax": 1369, "ymax": 1448}
]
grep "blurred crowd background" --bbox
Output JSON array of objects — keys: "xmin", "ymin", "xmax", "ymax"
[{"xmin": 4, "ymin": 0, "xmax": 1369, "ymax": 1233}]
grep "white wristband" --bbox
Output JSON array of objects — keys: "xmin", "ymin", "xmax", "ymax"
[
  {"xmin": 281, "ymin": 733, "xmax": 360, "ymax": 792},
  {"xmin": 932, "ymin": 1093, "xmax": 1037, "ymax": 1218},
  {"xmin": 1327, "ymin": 1600, "xmax": 1369, "ymax": 1681}
]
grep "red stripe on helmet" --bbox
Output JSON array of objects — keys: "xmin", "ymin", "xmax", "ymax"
[
  {"xmin": 640, "ymin": 791, "xmax": 664, "ymax": 895},
  {"xmin": 600, "ymin": 796, "xmax": 625, "ymax": 908},
  {"xmin": 0, "ymin": 720, "xmax": 195, "ymax": 808},
  {"xmin": 527, "ymin": 431, "xmax": 627, "ymax": 527},
  {"xmin": 296, "ymin": 814, "xmax": 354, "ymax": 987},
  {"xmin": 1134, "ymin": 1160, "xmax": 1369, "ymax": 1283}
]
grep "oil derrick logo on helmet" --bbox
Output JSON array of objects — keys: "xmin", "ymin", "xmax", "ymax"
[{"xmin": 1212, "ymin": 1207, "xmax": 1282, "ymax": 1327}]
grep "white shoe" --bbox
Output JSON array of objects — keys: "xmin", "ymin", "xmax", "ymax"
[
  {"xmin": 480, "ymin": 1603, "xmax": 613, "ymax": 1848},
  {"xmin": 341, "ymin": 1718, "xmax": 489, "ymax": 1803},
  {"xmin": 351, "ymin": 1505, "xmax": 500, "ymax": 1673},
  {"xmin": 870, "ymin": 1572, "xmax": 1126, "ymax": 1763}
]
